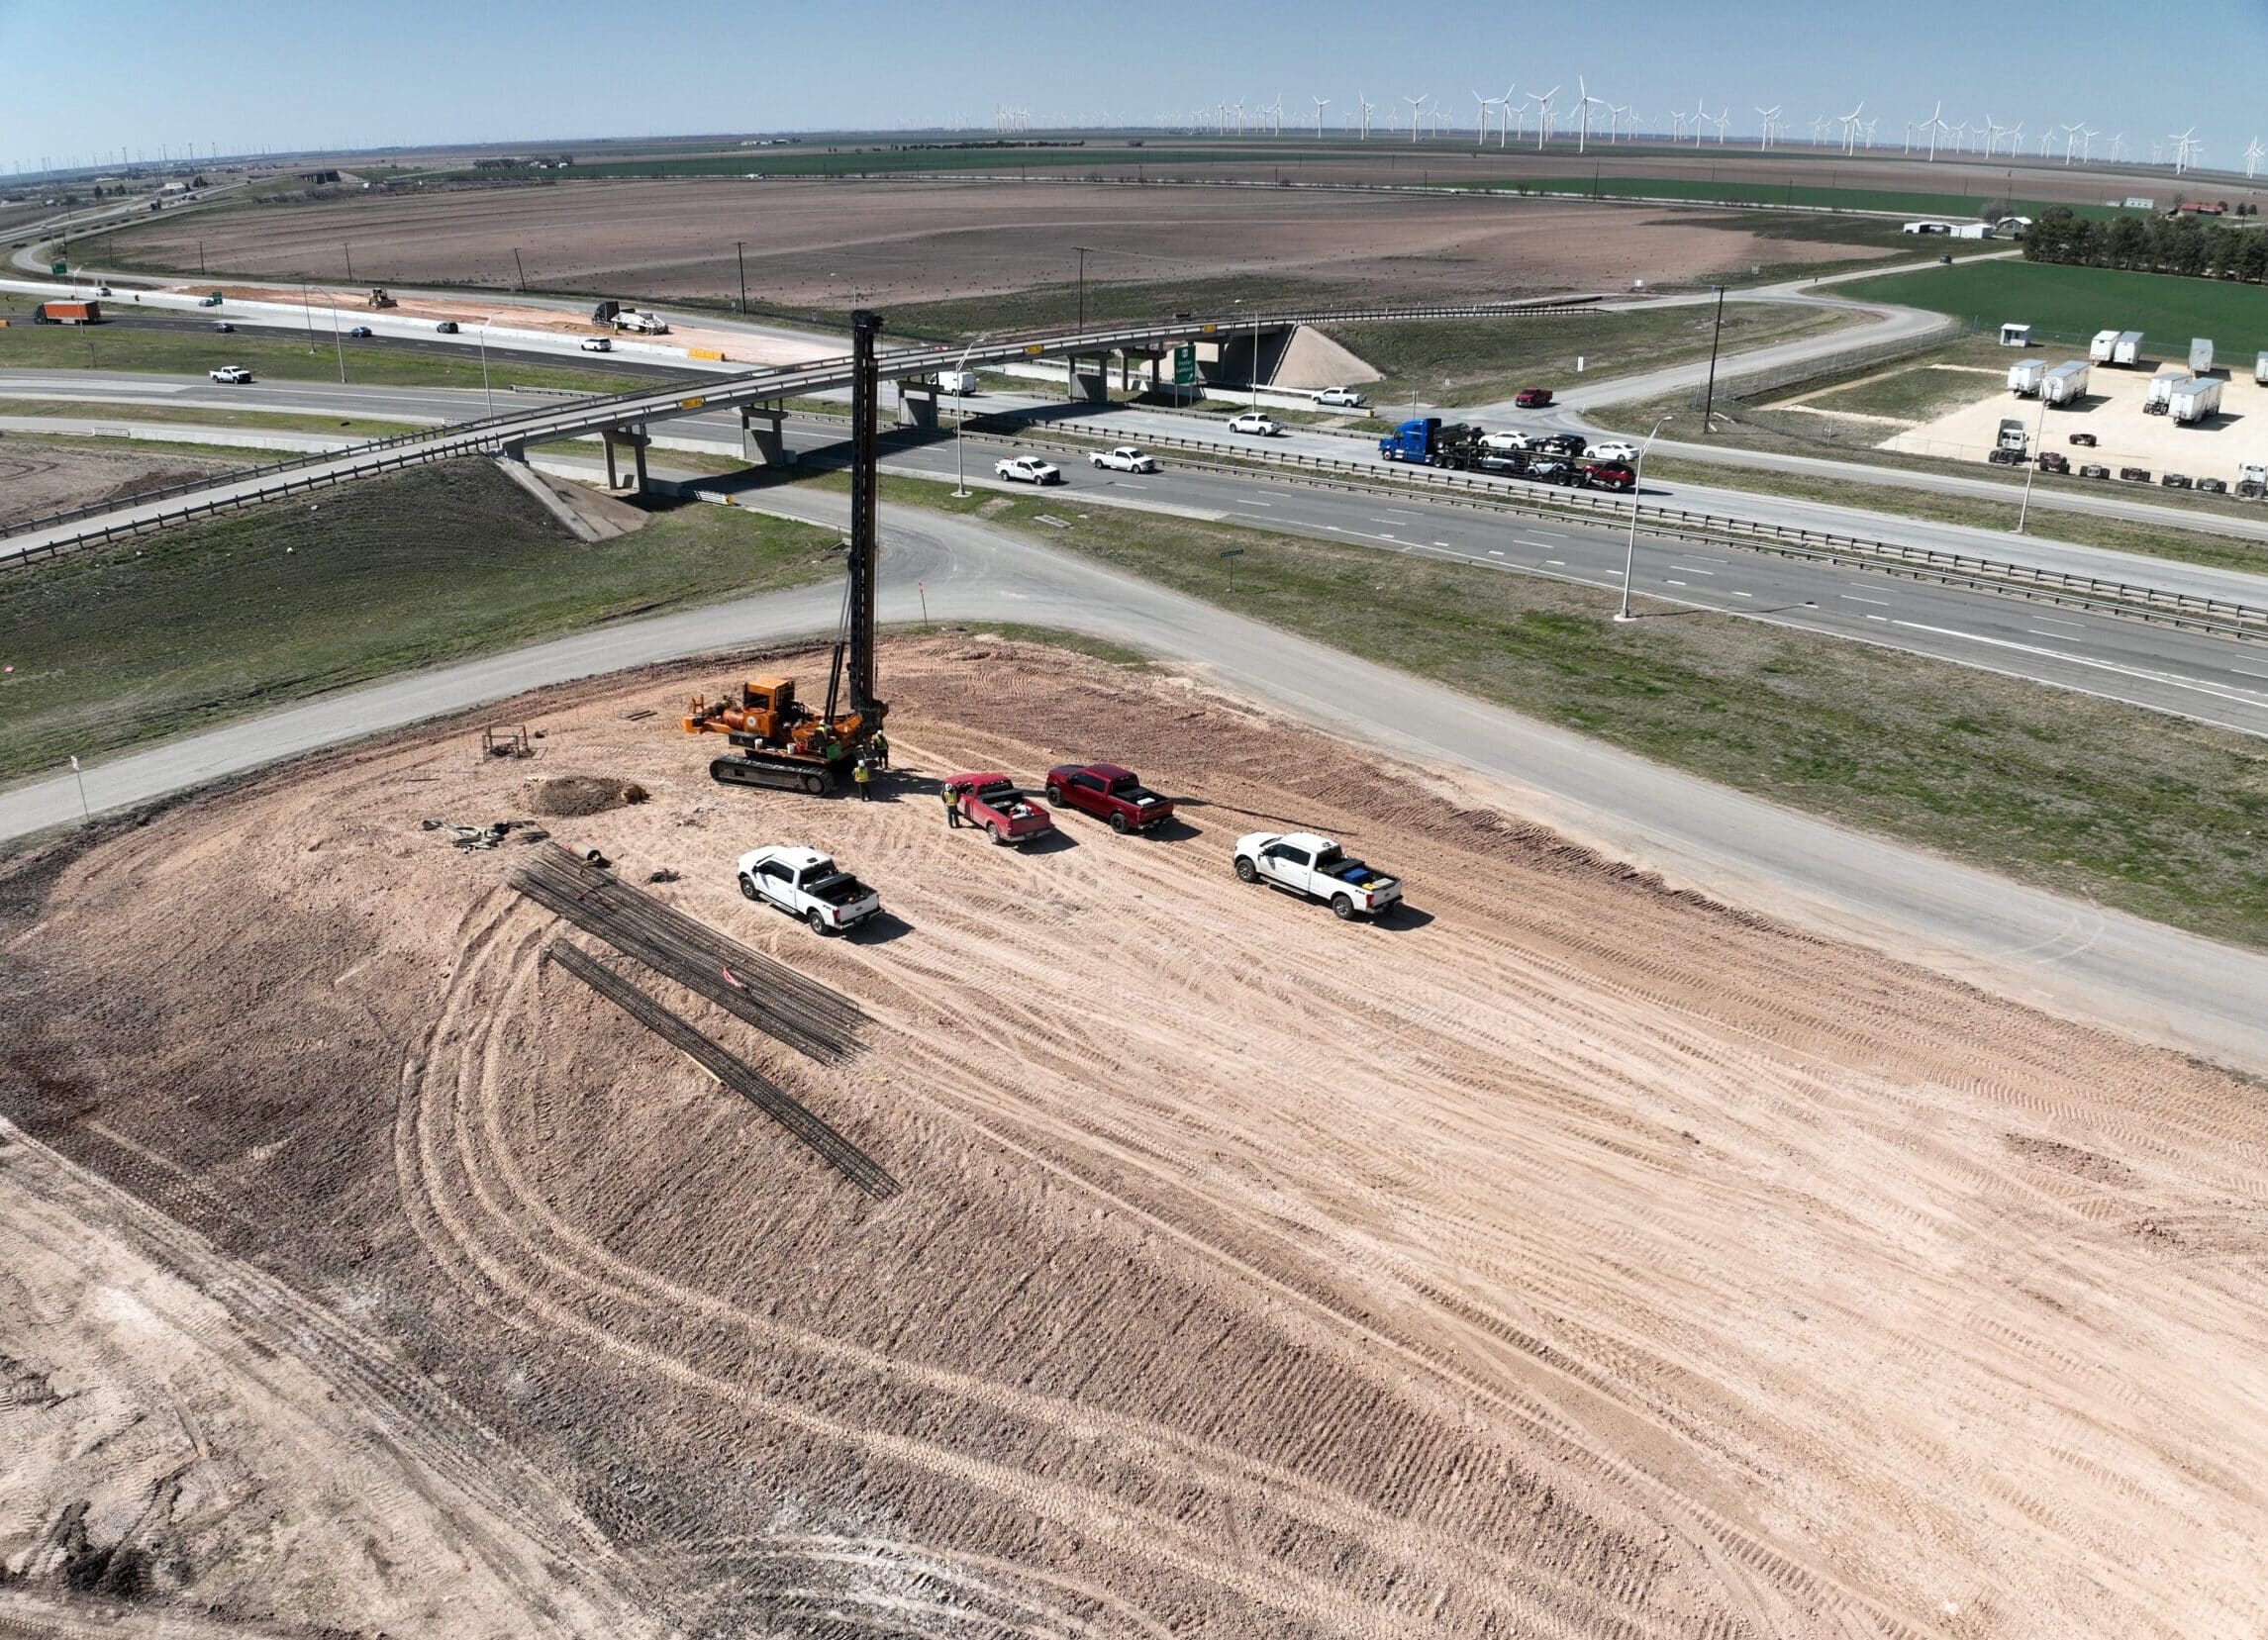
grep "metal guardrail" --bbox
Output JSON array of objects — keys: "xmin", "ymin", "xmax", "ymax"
[
  {"xmin": 0, "ymin": 297, "xmax": 1595, "ymax": 552},
  {"xmin": 952, "ymin": 421, "xmax": 2268, "ymax": 641}
]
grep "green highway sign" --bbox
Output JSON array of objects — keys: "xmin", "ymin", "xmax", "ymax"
[
  {"xmin": 1218, "ymin": 548, "xmax": 1245, "ymax": 557},
  {"xmin": 49, "ymin": 261, "xmax": 66, "ymax": 276},
  {"xmin": 1173, "ymin": 342, "xmax": 1196, "ymax": 386}
]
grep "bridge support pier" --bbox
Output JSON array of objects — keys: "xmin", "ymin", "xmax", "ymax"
[
  {"xmin": 740, "ymin": 403, "xmax": 794, "ymax": 467},
  {"xmin": 896, "ymin": 381, "xmax": 939, "ymax": 430},
  {"xmin": 1066, "ymin": 353, "xmax": 1111, "ymax": 404},
  {"xmin": 602, "ymin": 426, "xmax": 651, "ymax": 492}
]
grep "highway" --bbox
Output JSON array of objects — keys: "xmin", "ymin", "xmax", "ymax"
[
  {"xmin": 8, "ymin": 369, "xmax": 2267, "ymax": 733},
  {"xmin": 3, "ymin": 480, "xmax": 2262, "ymax": 1076}
]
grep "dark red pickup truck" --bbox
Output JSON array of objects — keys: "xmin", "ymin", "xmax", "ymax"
[
  {"xmin": 1044, "ymin": 763, "xmax": 1176, "ymax": 832},
  {"xmin": 945, "ymin": 773, "xmax": 1056, "ymax": 845}
]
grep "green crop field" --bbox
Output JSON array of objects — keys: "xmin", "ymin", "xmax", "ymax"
[
  {"xmin": 1834, "ymin": 260, "xmax": 2268, "ymax": 356},
  {"xmin": 438, "ymin": 145, "xmax": 1294, "ymax": 182}
]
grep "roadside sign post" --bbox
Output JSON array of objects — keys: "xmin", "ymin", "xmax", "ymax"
[{"xmin": 1220, "ymin": 546, "xmax": 1244, "ymax": 590}]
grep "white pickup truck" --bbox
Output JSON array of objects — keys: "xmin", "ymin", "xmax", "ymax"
[
  {"xmin": 736, "ymin": 845, "xmax": 881, "ymax": 934},
  {"xmin": 1231, "ymin": 830, "xmax": 1403, "ymax": 919}
]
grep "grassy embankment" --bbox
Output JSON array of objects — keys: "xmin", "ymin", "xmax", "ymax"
[
  {"xmin": 802, "ymin": 474, "xmax": 2268, "ymax": 949},
  {"xmin": 0, "ymin": 460, "xmax": 839, "ymax": 785}
]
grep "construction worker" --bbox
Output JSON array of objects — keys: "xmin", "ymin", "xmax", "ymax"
[
  {"xmin": 870, "ymin": 728, "xmax": 891, "ymax": 770},
  {"xmin": 943, "ymin": 783, "xmax": 963, "ymax": 828},
  {"xmin": 852, "ymin": 756, "xmax": 873, "ymax": 802}
]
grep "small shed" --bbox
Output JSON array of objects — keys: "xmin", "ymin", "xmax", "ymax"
[
  {"xmin": 1999, "ymin": 323, "xmax": 2033, "ymax": 347},
  {"xmin": 1949, "ymin": 223, "xmax": 1994, "ymax": 240}
]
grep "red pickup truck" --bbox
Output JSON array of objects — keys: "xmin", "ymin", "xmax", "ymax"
[
  {"xmin": 1043, "ymin": 763, "xmax": 1175, "ymax": 833},
  {"xmin": 945, "ymin": 773, "xmax": 1056, "ymax": 845},
  {"xmin": 1513, "ymin": 386, "xmax": 1553, "ymax": 408}
]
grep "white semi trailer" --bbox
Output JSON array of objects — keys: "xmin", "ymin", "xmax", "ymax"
[
  {"xmin": 2040, "ymin": 360, "xmax": 2091, "ymax": 407},
  {"xmin": 2169, "ymin": 377, "xmax": 2223, "ymax": 425},
  {"xmin": 2114, "ymin": 331, "xmax": 2145, "ymax": 366},
  {"xmin": 2144, "ymin": 366, "xmax": 2192, "ymax": 414},
  {"xmin": 2089, "ymin": 328, "xmax": 2120, "ymax": 363},
  {"xmin": 2255, "ymin": 350, "xmax": 2268, "ymax": 386},
  {"xmin": 2189, "ymin": 337, "xmax": 2215, "ymax": 374},
  {"xmin": 2007, "ymin": 357, "xmax": 2047, "ymax": 395}
]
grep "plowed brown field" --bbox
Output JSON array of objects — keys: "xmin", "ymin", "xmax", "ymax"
[
  {"xmin": 5, "ymin": 637, "xmax": 2265, "ymax": 1637},
  {"xmin": 106, "ymin": 179, "xmax": 1887, "ymax": 309}
]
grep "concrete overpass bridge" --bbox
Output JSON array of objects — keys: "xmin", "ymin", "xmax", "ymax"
[{"xmin": 2, "ymin": 297, "xmax": 1597, "ymax": 562}]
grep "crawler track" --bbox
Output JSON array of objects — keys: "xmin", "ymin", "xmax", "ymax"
[
  {"xmin": 512, "ymin": 845, "xmax": 866, "ymax": 1063},
  {"xmin": 544, "ymin": 940, "xmax": 900, "ymax": 1202}
]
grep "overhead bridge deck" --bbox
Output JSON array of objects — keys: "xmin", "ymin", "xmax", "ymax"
[{"xmin": 2, "ymin": 297, "xmax": 1598, "ymax": 562}]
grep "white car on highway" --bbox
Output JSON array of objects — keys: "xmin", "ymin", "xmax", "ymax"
[
  {"xmin": 579, "ymin": 336, "xmax": 613, "ymax": 352},
  {"xmin": 1227, "ymin": 411, "xmax": 1281, "ymax": 436},
  {"xmin": 1312, "ymin": 386, "xmax": 1369, "ymax": 408},
  {"xmin": 1089, "ymin": 445, "xmax": 1159, "ymax": 473},
  {"xmin": 1232, "ymin": 830, "xmax": 1404, "ymax": 920},
  {"xmin": 994, "ymin": 455, "xmax": 1062, "ymax": 486},
  {"xmin": 1479, "ymin": 429, "xmax": 1531, "ymax": 451},
  {"xmin": 207, "ymin": 365, "xmax": 252, "ymax": 384},
  {"xmin": 1584, "ymin": 439, "xmax": 1641, "ymax": 462}
]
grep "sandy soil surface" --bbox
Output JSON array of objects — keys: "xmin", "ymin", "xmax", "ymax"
[
  {"xmin": 1874, "ymin": 354, "xmax": 2268, "ymax": 476},
  {"xmin": 110, "ymin": 180, "xmax": 1888, "ymax": 311},
  {"xmin": 5, "ymin": 636, "xmax": 2267, "ymax": 1636},
  {"xmin": 0, "ymin": 441, "xmax": 240, "ymax": 530}
]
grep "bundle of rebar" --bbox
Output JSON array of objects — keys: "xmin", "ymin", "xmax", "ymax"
[
  {"xmin": 546, "ymin": 941, "xmax": 899, "ymax": 1201},
  {"xmin": 512, "ymin": 846, "xmax": 865, "ymax": 1064}
]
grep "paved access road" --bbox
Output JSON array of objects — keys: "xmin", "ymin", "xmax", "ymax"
[{"xmin": 5, "ymin": 482, "xmax": 2263, "ymax": 1076}]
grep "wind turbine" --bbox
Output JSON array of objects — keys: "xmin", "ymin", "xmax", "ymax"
[
  {"xmin": 1357, "ymin": 92, "xmax": 1374, "ymax": 141},
  {"xmin": 2246, "ymin": 137, "xmax": 2264, "ymax": 180},
  {"xmin": 1473, "ymin": 89, "xmax": 1496, "ymax": 146},
  {"xmin": 1268, "ymin": 95, "xmax": 1285, "ymax": 137},
  {"xmin": 1671, "ymin": 108, "xmax": 1689, "ymax": 143},
  {"xmin": 1919, "ymin": 100, "xmax": 1945, "ymax": 160},
  {"xmin": 1755, "ymin": 105, "xmax": 1780, "ymax": 150},
  {"xmin": 1531, "ymin": 85, "xmax": 1559, "ymax": 148},
  {"xmin": 1404, "ymin": 93, "xmax": 1426, "ymax": 145},
  {"xmin": 1577, "ymin": 77, "xmax": 1607, "ymax": 153},
  {"xmin": 1501, "ymin": 83, "xmax": 1519, "ymax": 146},
  {"xmin": 1713, "ymin": 108, "xmax": 1731, "ymax": 144},
  {"xmin": 1231, "ymin": 98, "xmax": 1244, "ymax": 136},
  {"xmin": 1811, "ymin": 113, "xmax": 1829, "ymax": 145},
  {"xmin": 2007, "ymin": 121, "xmax": 2024, "ymax": 156},
  {"xmin": 2058, "ymin": 122, "xmax": 2080, "ymax": 164},
  {"xmin": 2108, "ymin": 134, "xmax": 2122, "ymax": 163},
  {"xmin": 1839, "ymin": 101, "xmax": 1864, "ymax": 155},
  {"xmin": 1312, "ymin": 94, "xmax": 1331, "ymax": 138},
  {"xmin": 2170, "ymin": 128, "xmax": 2200, "ymax": 173},
  {"xmin": 1609, "ymin": 102, "xmax": 1628, "ymax": 143},
  {"xmin": 2078, "ymin": 127, "xmax": 2098, "ymax": 162}
]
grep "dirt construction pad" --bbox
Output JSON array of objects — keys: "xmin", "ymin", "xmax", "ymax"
[{"xmin": 5, "ymin": 637, "xmax": 2266, "ymax": 1635}]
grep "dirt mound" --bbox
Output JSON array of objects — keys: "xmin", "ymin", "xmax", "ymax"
[
  {"xmin": 94, "ymin": 465, "xmax": 214, "ymax": 504},
  {"xmin": 0, "ymin": 440, "xmax": 240, "ymax": 529},
  {"xmin": 528, "ymin": 773, "xmax": 643, "ymax": 817},
  {"xmin": 4, "ymin": 635, "xmax": 2265, "ymax": 1636}
]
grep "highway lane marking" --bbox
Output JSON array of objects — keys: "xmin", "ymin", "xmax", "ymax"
[
  {"xmin": 1241, "ymin": 498, "xmax": 1273, "ymax": 507},
  {"xmin": 2028, "ymin": 616, "xmax": 2086, "ymax": 631},
  {"xmin": 1669, "ymin": 565, "xmax": 1717, "ymax": 575},
  {"xmin": 1839, "ymin": 594, "xmax": 1890, "ymax": 606},
  {"xmin": 1665, "ymin": 578, "xmax": 1688, "ymax": 587},
  {"xmin": 1729, "ymin": 590, "xmax": 1754, "ymax": 597},
  {"xmin": 1487, "ymin": 549, "xmax": 1506, "ymax": 556},
  {"xmin": 2027, "ymin": 629, "xmax": 2084, "ymax": 640},
  {"xmin": 2230, "ymin": 663, "xmax": 2268, "ymax": 680},
  {"xmin": 1867, "ymin": 614, "xmax": 1890, "ymax": 622},
  {"xmin": 1433, "ymin": 539, "xmax": 1452, "ymax": 547},
  {"xmin": 1892, "ymin": 620, "xmax": 2268, "ymax": 710},
  {"xmin": 1543, "ymin": 558, "xmax": 1566, "ymax": 565}
]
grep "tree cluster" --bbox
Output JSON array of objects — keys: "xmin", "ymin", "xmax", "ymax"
[{"xmin": 2023, "ymin": 204, "xmax": 2268, "ymax": 282}]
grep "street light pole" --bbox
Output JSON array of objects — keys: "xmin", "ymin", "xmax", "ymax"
[
  {"xmin": 477, "ymin": 318, "xmax": 494, "ymax": 415},
  {"xmin": 1615, "ymin": 414, "xmax": 1673, "ymax": 622},
  {"xmin": 329, "ymin": 294, "xmax": 345, "ymax": 385},
  {"xmin": 735, "ymin": 240, "xmax": 747, "ymax": 314},
  {"xmin": 2016, "ymin": 385, "xmax": 2049, "ymax": 533},
  {"xmin": 1700, "ymin": 284, "xmax": 1726, "ymax": 433}
]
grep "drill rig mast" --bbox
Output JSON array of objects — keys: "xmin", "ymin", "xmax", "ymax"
[{"xmin": 681, "ymin": 308, "xmax": 889, "ymax": 794}]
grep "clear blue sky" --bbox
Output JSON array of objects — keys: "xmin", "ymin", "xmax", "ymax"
[{"xmin": 3, "ymin": 0, "xmax": 2262, "ymax": 177}]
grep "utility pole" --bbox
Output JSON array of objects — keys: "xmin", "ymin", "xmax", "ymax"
[
  {"xmin": 344, "ymin": 241, "xmax": 353, "ymax": 283},
  {"xmin": 198, "ymin": 240, "xmax": 206, "ymax": 275},
  {"xmin": 735, "ymin": 240, "xmax": 747, "ymax": 313},
  {"xmin": 511, "ymin": 247, "xmax": 527, "ymax": 291},
  {"xmin": 1701, "ymin": 285, "xmax": 1726, "ymax": 433}
]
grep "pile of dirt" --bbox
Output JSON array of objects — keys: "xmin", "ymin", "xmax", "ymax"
[
  {"xmin": 528, "ymin": 773, "xmax": 643, "ymax": 817},
  {"xmin": 3, "ymin": 635, "xmax": 2265, "ymax": 1636},
  {"xmin": 93, "ymin": 465, "xmax": 216, "ymax": 505},
  {"xmin": 0, "ymin": 441, "xmax": 240, "ymax": 529}
]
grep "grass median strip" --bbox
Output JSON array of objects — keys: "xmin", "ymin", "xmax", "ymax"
[
  {"xmin": 0, "ymin": 458, "xmax": 839, "ymax": 786},
  {"xmin": 842, "ymin": 475, "xmax": 2268, "ymax": 949}
]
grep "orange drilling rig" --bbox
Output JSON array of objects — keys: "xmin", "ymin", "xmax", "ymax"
[{"xmin": 682, "ymin": 309, "xmax": 888, "ymax": 795}]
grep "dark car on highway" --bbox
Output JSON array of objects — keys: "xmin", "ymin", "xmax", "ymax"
[
  {"xmin": 347, "ymin": 325, "xmax": 372, "ymax": 338},
  {"xmin": 435, "ymin": 320, "xmax": 459, "ymax": 335}
]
